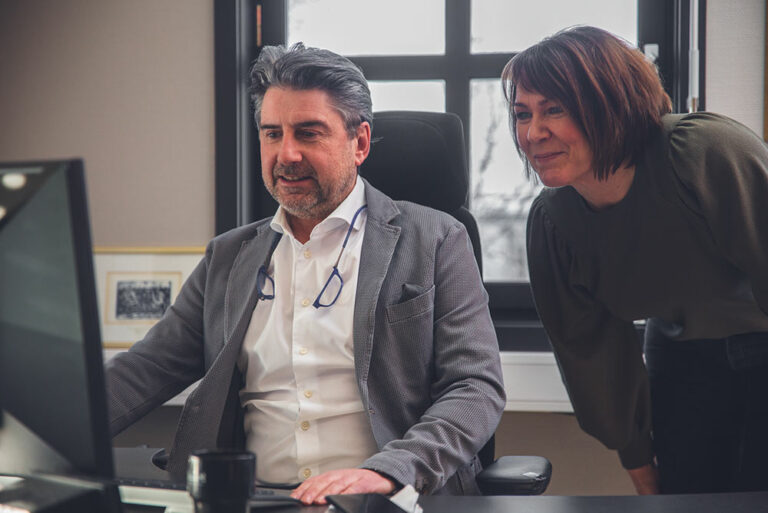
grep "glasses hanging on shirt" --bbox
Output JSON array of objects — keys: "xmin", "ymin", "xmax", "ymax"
[{"xmin": 256, "ymin": 204, "xmax": 368, "ymax": 309}]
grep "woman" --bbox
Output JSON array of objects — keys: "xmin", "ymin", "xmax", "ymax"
[{"xmin": 502, "ymin": 26, "xmax": 768, "ymax": 495}]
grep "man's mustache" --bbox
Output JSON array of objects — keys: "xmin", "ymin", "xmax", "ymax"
[{"xmin": 272, "ymin": 163, "xmax": 317, "ymax": 180}]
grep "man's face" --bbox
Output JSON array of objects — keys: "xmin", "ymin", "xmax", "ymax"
[{"xmin": 259, "ymin": 87, "xmax": 370, "ymax": 223}]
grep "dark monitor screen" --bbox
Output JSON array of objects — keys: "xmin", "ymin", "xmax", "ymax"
[{"xmin": 0, "ymin": 159, "xmax": 114, "ymax": 481}]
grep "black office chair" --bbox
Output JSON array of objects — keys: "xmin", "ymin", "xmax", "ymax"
[{"xmin": 360, "ymin": 110, "xmax": 551, "ymax": 496}]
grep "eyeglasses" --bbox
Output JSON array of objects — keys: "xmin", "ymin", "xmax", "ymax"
[{"xmin": 256, "ymin": 204, "xmax": 368, "ymax": 309}]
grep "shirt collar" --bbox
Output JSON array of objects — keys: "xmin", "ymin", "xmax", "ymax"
[{"xmin": 270, "ymin": 176, "xmax": 366, "ymax": 240}]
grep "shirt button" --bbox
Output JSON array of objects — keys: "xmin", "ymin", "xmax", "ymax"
[
  {"xmin": 300, "ymin": 421, "xmax": 310, "ymax": 431},
  {"xmin": 303, "ymin": 250, "xmax": 311, "ymax": 259},
  {"xmin": 304, "ymin": 390, "xmax": 313, "ymax": 399},
  {"xmin": 298, "ymin": 347, "xmax": 308, "ymax": 355},
  {"xmin": 303, "ymin": 468, "xmax": 312, "ymax": 479},
  {"xmin": 301, "ymin": 298, "xmax": 310, "ymax": 307}
]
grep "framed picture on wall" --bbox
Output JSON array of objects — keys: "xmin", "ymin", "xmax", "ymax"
[{"xmin": 94, "ymin": 247, "xmax": 205, "ymax": 348}]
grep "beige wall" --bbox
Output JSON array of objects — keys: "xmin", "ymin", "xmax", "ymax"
[
  {"xmin": 706, "ymin": 0, "xmax": 765, "ymax": 136},
  {"xmin": 0, "ymin": 0, "xmax": 215, "ymax": 246}
]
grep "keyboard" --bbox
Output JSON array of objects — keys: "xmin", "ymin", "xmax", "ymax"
[
  {"xmin": 115, "ymin": 476, "xmax": 186, "ymax": 490},
  {"xmin": 119, "ymin": 484, "xmax": 301, "ymax": 513},
  {"xmin": 119, "ymin": 485, "xmax": 193, "ymax": 512},
  {"xmin": 115, "ymin": 476, "xmax": 297, "ymax": 497}
]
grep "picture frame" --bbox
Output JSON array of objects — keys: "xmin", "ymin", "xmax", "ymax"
[{"xmin": 94, "ymin": 247, "xmax": 205, "ymax": 348}]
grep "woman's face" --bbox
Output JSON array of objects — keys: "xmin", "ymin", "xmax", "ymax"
[{"xmin": 513, "ymin": 86, "xmax": 594, "ymax": 188}]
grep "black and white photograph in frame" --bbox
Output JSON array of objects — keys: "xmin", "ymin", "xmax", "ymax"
[
  {"xmin": 111, "ymin": 274, "xmax": 178, "ymax": 321},
  {"xmin": 94, "ymin": 248, "xmax": 204, "ymax": 348}
]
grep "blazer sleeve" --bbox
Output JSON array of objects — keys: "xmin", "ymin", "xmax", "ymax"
[
  {"xmin": 104, "ymin": 247, "xmax": 210, "ymax": 435},
  {"xmin": 360, "ymin": 221, "xmax": 506, "ymax": 493},
  {"xmin": 527, "ymin": 198, "xmax": 654, "ymax": 469},
  {"xmin": 667, "ymin": 112, "xmax": 768, "ymax": 314}
]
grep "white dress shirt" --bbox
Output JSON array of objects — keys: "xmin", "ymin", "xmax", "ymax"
[{"xmin": 238, "ymin": 178, "xmax": 378, "ymax": 484}]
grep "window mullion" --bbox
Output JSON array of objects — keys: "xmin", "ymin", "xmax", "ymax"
[{"xmin": 445, "ymin": 0, "xmax": 471, "ymax": 165}]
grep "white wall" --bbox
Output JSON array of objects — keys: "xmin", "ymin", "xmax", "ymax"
[{"xmin": 706, "ymin": 0, "xmax": 765, "ymax": 136}]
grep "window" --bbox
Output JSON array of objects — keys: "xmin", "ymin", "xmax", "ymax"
[
  {"xmin": 368, "ymin": 81, "xmax": 446, "ymax": 113},
  {"xmin": 287, "ymin": 0, "xmax": 445, "ymax": 55},
  {"xmin": 471, "ymin": 1, "xmax": 636, "ymax": 53},
  {"xmin": 214, "ymin": 0, "xmax": 700, "ymax": 350}
]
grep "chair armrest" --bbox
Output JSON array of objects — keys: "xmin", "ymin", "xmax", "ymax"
[{"xmin": 476, "ymin": 455, "xmax": 552, "ymax": 495}]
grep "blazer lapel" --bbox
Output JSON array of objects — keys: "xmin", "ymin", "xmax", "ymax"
[
  {"xmin": 353, "ymin": 182, "xmax": 401, "ymax": 404},
  {"xmin": 167, "ymin": 225, "xmax": 281, "ymax": 479},
  {"xmin": 224, "ymin": 226, "xmax": 281, "ymax": 347}
]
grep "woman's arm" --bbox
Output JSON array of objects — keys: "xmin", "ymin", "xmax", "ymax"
[{"xmin": 526, "ymin": 197, "xmax": 654, "ymax": 471}]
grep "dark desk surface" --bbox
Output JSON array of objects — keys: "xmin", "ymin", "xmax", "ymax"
[
  {"xmin": 417, "ymin": 493, "xmax": 768, "ymax": 513},
  {"xmin": 112, "ymin": 449, "xmax": 768, "ymax": 513},
  {"xmin": 121, "ymin": 492, "xmax": 768, "ymax": 513}
]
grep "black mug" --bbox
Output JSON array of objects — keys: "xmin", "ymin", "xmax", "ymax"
[{"xmin": 187, "ymin": 449, "xmax": 256, "ymax": 513}]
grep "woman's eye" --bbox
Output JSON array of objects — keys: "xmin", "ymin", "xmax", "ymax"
[
  {"xmin": 547, "ymin": 106, "xmax": 564, "ymax": 115},
  {"xmin": 515, "ymin": 111, "xmax": 531, "ymax": 121}
]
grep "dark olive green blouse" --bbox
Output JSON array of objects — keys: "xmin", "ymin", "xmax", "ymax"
[{"xmin": 527, "ymin": 112, "xmax": 768, "ymax": 469}]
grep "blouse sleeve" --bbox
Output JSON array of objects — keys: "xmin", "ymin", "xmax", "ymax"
[
  {"xmin": 667, "ymin": 113, "xmax": 768, "ymax": 314},
  {"xmin": 526, "ymin": 196, "xmax": 654, "ymax": 469}
]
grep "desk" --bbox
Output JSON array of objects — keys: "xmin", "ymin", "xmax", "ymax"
[
  {"xmin": 109, "ymin": 450, "xmax": 768, "ymax": 513},
  {"xmin": 118, "ymin": 490, "xmax": 768, "ymax": 513},
  {"xmin": 417, "ymin": 493, "xmax": 768, "ymax": 513},
  {"xmin": 8, "ymin": 470, "xmax": 767, "ymax": 512}
]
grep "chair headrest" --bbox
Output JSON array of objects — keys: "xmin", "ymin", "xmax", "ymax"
[{"xmin": 360, "ymin": 111, "xmax": 469, "ymax": 212}]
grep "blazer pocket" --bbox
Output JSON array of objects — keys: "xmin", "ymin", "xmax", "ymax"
[{"xmin": 386, "ymin": 285, "xmax": 435, "ymax": 324}]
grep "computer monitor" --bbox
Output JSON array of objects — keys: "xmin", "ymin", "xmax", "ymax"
[{"xmin": 0, "ymin": 159, "xmax": 121, "ymax": 511}]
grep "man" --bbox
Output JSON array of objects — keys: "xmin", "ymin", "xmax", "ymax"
[{"xmin": 105, "ymin": 44, "xmax": 504, "ymax": 505}]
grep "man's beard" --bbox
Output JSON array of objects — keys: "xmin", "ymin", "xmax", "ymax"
[{"xmin": 265, "ymin": 162, "xmax": 354, "ymax": 221}]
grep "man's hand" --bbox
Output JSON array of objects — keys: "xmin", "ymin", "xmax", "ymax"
[
  {"xmin": 627, "ymin": 463, "xmax": 660, "ymax": 495},
  {"xmin": 290, "ymin": 468, "xmax": 396, "ymax": 505}
]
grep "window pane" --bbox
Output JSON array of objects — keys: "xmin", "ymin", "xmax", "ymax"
[
  {"xmin": 470, "ymin": 79, "xmax": 542, "ymax": 282},
  {"xmin": 288, "ymin": 0, "xmax": 444, "ymax": 56},
  {"xmin": 369, "ymin": 81, "xmax": 445, "ymax": 113},
  {"xmin": 471, "ymin": 0, "xmax": 637, "ymax": 53}
]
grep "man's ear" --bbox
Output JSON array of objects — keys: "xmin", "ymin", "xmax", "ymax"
[{"xmin": 353, "ymin": 121, "xmax": 371, "ymax": 167}]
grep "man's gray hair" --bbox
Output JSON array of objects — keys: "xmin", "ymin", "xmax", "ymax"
[{"xmin": 250, "ymin": 43, "xmax": 373, "ymax": 137}]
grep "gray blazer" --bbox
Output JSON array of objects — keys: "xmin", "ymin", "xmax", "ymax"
[{"xmin": 105, "ymin": 181, "xmax": 505, "ymax": 495}]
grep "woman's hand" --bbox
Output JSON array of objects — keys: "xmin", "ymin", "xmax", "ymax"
[{"xmin": 627, "ymin": 463, "xmax": 660, "ymax": 495}]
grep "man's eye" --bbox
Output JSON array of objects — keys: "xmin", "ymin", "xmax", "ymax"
[
  {"xmin": 298, "ymin": 130, "xmax": 318, "ymax": 139},
  {"xmin": 263, "ymin": 131, "xmax": 281, "ymax": 139}
]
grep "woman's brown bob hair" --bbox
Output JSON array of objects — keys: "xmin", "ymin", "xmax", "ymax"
[{"xmin": 502, "ymin": 26, "xmax": 672, "ymax": 181}]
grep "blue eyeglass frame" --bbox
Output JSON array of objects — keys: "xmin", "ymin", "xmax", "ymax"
[{"xmin": 256, "ymin": 204, "xmax": 368, "ymax": 309}]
